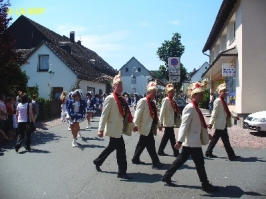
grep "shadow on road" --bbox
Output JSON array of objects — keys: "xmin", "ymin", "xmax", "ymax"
[
  {"xmin": 19, "ymin": 148, "xmax": 51, "ymax": 154},
  {"xmin": 236, "ymin": 156, "xmax": 266, "ymax": 163},
  {"xmin": 81, "ymin": 137, "xmax": 104, "ymax": 142},
  {"xmin": 32, "ymin": 131, "xmax": 62, "ymax": 147},
  {"xmin": 201, "ymin": 185, "xmax": 266, "ymax": 198},
  {"xmin": 250, "ymin": 131, "xmax": 266, "ymax": 137},
  {"xmin": 124, "ymin": 172, "xmax": 162, "ymax": 183},
  {"xmin": 77, "ymin": 143, "xmax": 105, "ymax": 151}
]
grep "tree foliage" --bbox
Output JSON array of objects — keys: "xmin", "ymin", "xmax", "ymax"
[
  {"xmin": 0, "ymin": 0, "xmax": 28, "ymax": 94},
  {"xmin": 157, "ymin": 33, "xmax": 187, "ymax": 92}
]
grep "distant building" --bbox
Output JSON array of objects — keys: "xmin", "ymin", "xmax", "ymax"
[
  {"xmin": 202, "ymin": 0, "xmax": 266, "ymax": 127},
  {"xmin": 9, "ymin": 15, "xmax": 116, "ymax": 99},
  {"xmin": 120, "ymin": 57, "xmax": 165, "ymax": 95}
]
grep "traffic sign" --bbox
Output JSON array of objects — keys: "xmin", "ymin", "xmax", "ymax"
[
  {"xmin": 169, "ymin": 76, "xmax": 180, "ymax": 83},
  {"xmin": 168, "ymin": 69, "xmax": 180, "ymax": 76},
  {"xmin": 168, "ymin": 57, "xmax": 180, "ymax": 70}
]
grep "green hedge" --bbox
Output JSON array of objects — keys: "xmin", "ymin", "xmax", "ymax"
[
  {"xmin": 199, "ymin": 89, "xmax": 210, "ymax": 109},
  {"xmin": 35, "ymin": 97, "xmax": 52, "ymax": 121}
]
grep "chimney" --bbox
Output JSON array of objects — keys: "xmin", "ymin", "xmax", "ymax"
[
  {"xmin": 77, "ymin": 40, "xmax": 81, "ymax": 45},
  {"xmin": 70, "ymin": 31, "xmax": 75, "ymax": 43}
]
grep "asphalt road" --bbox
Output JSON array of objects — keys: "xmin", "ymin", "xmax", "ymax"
[{"xmin": 1, "ymin": 116, "xmax": 266, "ymax": 199}]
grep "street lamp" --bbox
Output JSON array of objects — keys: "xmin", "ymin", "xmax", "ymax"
[{"xmin": 131, "ymin": 67, "xmax": 138, "ymax": 94}]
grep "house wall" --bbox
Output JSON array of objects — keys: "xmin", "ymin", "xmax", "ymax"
[
  {"xmin": 241, "ymin": 0, "xmax": 266, "ymax": 113},
  {"xmin": 79, "ymin": 80, "xmax": 106, "ymax": 95},
  {"xmin": 120, "ymin": 58, "xmax": 150, "ymax": 95},
  {"xmin": 22, "ymin": 44, "xmax": 76, "ymax": 99},
  {"xmin": 190, "ymin": 62, "xmax": 209, "ymax": 82}
]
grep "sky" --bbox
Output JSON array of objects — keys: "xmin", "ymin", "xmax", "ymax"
[{"xmin": 8, "ymin": 0, "xmax": 222, "ymax": 73}]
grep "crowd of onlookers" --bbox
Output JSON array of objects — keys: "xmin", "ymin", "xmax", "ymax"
[{"xmin": 0, "ymin": 92, "xmax": 39, "ymax": 145}]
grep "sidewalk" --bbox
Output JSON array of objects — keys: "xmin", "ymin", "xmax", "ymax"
[{"xmin": 36, "ymin": 109, "xmax": 266, "ymax": 150}]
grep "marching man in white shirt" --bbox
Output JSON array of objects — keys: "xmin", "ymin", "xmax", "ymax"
[
  {"xmin": 161, "ymin": 82, "xmax": 219, "ymax": 192},
  {"xmin": 158, "ymin": 83, "xmax": 181, "ymax": 157}
]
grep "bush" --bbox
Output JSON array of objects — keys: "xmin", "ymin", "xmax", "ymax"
[
  {"xmin": 199, "ymin": 89, "xmax": 210, "ymax": 109},
  {"xmin": 36, "ymin": 97, "xmax": 52, "ymax": 121}
]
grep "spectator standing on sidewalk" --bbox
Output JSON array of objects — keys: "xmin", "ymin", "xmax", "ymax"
[
  {"xmin": 205, "ymin": 83, "xmax": 241, "ymax": 161},
  {"xmin": 0, "ymin": 94, "xmax": 8, "ymax": 136},
  {"xmin": 161, "ymin": 82, "xmax": 219, "ymax": 192},
  {"xmin": 31, "ymin": 95, "xmax": 39, "ymax": 123},
  {"xmin": 209, "ymin": 93, "xmax": 215, "ymax": 114},
  {"xmin": 5, "ymin": 96, "xmax": 15, "ymax": 140},
  {"xmin": 15, "ymin": 94, "xmax": 35, "ymax": 152}
]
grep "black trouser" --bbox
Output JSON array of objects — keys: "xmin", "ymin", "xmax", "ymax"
[
  {"xmin": 16, "ymin": 122, "xmax": 31, "ymax": 148},
  {"xmin": 93, "ymin": 136, "xmax": 127, "ymax": 175},
  {"xmin": 132, "ymin": 129, "xmax": 160, "ymax": 165},
  {"xmin": 205, "ymin": 127, "xmax": 235, "ymax": 158},
  {"xmin": 163, "ymin": 146, "xmax": 209, "ymax": 185},
  {"xmin": 158, "ymin": 127, "xmax": 178, "ymax": 154}
]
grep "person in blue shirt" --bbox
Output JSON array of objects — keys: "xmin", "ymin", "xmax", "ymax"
[{"xmin": 66, "ymin": 90, "xmax": 87, "ymax": 147}]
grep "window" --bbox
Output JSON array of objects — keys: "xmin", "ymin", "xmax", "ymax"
[
  {"xmin": 125, "ymin": 68, "xmax": 128, "ymax": 72},
  {"xmin": 131, "ymin": 76, "xmax": 136, "ymax": 84},
  {"xmin": 99, "ymin": 89, "xmax": 103, "ymax": 94},
  {"xmin": 138, "ymin": 67, "xmax": 141, "ymax": 72},
  {"xmin": 52, "ymin": 87, "xmax": 63, "ymax": 99},
  {"xmin": 38, "ymin": 55, "xmax": 49, "ymax": 71},
  {"xmin": 87, "ymin": 87, "xmax": 95, "ymax": 93}
]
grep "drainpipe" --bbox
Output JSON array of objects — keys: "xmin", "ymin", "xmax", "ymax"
[{"xmin": 202, "ymin": 51, "xmax": 212, "ymax": 92}]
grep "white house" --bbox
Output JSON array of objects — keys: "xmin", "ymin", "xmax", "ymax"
[
  {"xmin": 202, "ymin": 0, "xmax": 266, "ymax": 127},
  {"xmin": 9, "ymin": 15, "xmax": 116, "ymax": 99},
  {"xmin": 190, "ymin": 62, "xmax": 209, "ymax": 82},
  {"xmin": 120, "ymin": 57, "xmax": 152, "ymax": 95}
]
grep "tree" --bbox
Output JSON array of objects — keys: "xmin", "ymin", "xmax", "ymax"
[
  {"xmin": 0, "ymin": 0, "xmax": 28, "ymax": 94},
  {"xmin": 157, "ymin": 33, "xmax": 187, "ymax": 92}
]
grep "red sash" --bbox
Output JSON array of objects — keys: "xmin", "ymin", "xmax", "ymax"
[
  {"xmin": 146, "ymin": 96, "xmax": 158, "ymax": 124},
  {"xmin": 113, "ymin": 93, "xmax": 133, "ymax": 123},
  {"xmin": 168, "ymin": 96, "xmax": 180, "ymax": 114},
  {"xmin": 219, "ymin": 97, "xmax": 231, "ymax": 118},
  {"xmin": 191, "ymin": 101, "xmax": 207, "ymax": 128}
]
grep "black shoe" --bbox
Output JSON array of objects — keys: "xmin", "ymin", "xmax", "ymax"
[
  {"xmin": 15, "ymin": 145, "xmax": 20, "ymax": 153},
  {"xmin": 229, "ymin": 155, "xmax": 241, "ymax": 161},
  {"xmin": 205, "ymin": 153, "xmax": 218, "ymax": 158},
  {"xmin": 152, "ymin": 162, "xmax": 164, "ymax": 169},
  {"xmin": 158, "ymin": 152, "xmax": 169, "ymax": 156},
  {"xmin": 161, "ymin": 177, "xmax": 177, "ymax": 187},
  {"xmin": 202, "ymin": 183, "xmax": 219, "ymax": 192},
  {"xmin": 95, "ymin": 165, "xmax": 102, "ymax": 172},
  {"xmin": 25, "ymin": 146, "xmax": 31, "ymax": 151},
  {"xmin": 117, "ymin": 174, "xmax": 133, "ymax": 179},
  {"xmin": 132, "ymin": 159, "xmax": 146, "ymax": 165}
]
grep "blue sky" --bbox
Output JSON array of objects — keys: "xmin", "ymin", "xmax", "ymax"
[{"xmin": 8, "ymin": 0, "xmax": 222, "ymax": 72}]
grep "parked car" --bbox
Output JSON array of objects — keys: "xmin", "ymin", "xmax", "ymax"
[
  {"xmin": 244, "ymin": 111, "xmax": 266, "ymax": 132},
  {"xmin": 174, "ymin": 97, "xmax": 187, "ymax": 114}
]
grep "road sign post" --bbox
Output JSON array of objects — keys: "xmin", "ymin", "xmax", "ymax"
[{"xmin": 168, "ymin": 57, "xmax": 180, "ymax": 83}]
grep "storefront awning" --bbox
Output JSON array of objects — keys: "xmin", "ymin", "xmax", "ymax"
[{"xmin": 202, "ymin": 46, "xmax": 238, "ymax": 78}]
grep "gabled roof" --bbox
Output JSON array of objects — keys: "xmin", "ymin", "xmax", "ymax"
[
  {"xmin": 202, "ymin": 0, "xmax": 237, "ymax": 52},
  {"xmin": 8, "ymin": 15, "xmax": 117, "ymax": 82},
  {"xmin": 119, "ymin": 56, "xmax": 150, "ymax": 72}
]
